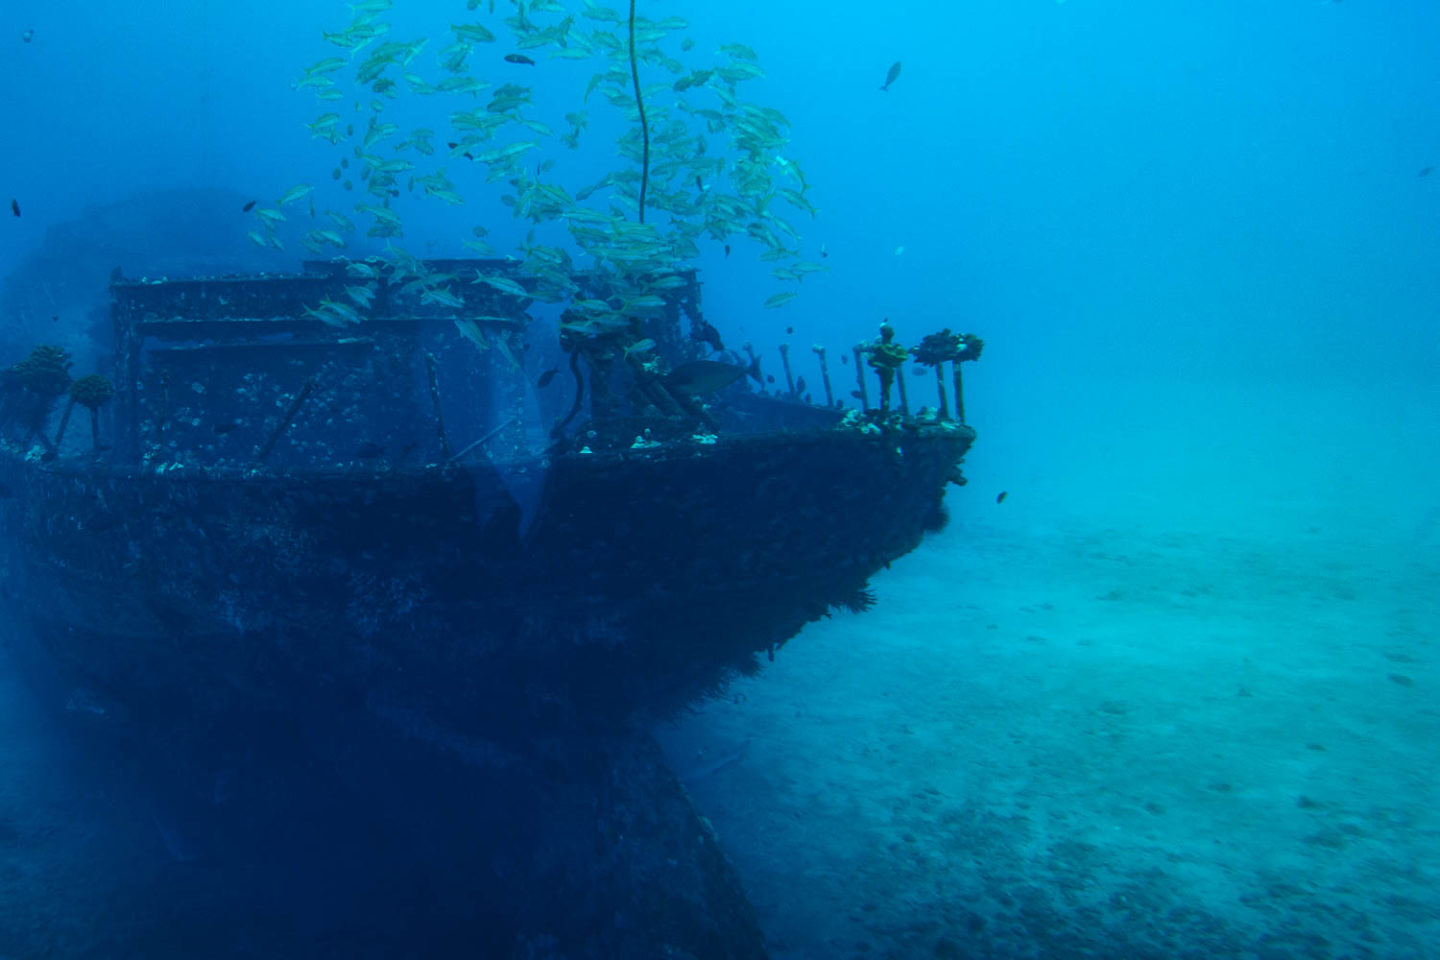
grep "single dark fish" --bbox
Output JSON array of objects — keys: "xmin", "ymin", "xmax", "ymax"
[
  {"xmin": 212, "ymin": 419, "xmax": 241, "ymax": 435},
  {"xmin": 10, "ymin": 198, "xmax": 19, "ymax": 217},
  {"xmin": 695, "ymin": 175, "xmax": 703, "ymax": 191},
  {"xmin": 794, "ymin": 375, "xmax": 806, "ymax": 394},
  {"xmin": 691, "ymin": 318, "xmax": 724, "ymax": 353},
  {"xmin": 242, "ymin": 200, "xmax": 256, "ymax": 212},
  {"xmin": 723, "ymin": 244, "xmax": 731, "ymax": 258},
  {"xmin": 505, "ymin": 54, "xmax": 536, "ymax": 65},
  {"xmin": 355, "ymin": 441, "xmax": 387, "ymax": 459},
  {"xmin": 996, "ymin": 491, "xmax": 1007, "ymax": 504},
  {"xmin": 22, "ymin": 29, "xmax": 34, "ymax": 43},
  {"xmin": 1420, "ymin": 166, "xmax": 1434, "ymax": 178},
  {"xmin": 880, "ymin": 61, "xmax": 901, "ymax": 92},
  {"xmin": 666, "ymin": 360, "xmax": 753, "ymax": 395},
  {"xmin": 536, "ymin": 367, "xmax": 559, "ymax": 388}
]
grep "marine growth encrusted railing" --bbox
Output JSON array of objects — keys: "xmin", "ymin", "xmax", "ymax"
[{"xmin": 2, "ymin": 260, "xmax": 982, "ymax": 473}]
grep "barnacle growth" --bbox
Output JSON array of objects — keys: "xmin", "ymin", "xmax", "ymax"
[
  {"xmin": 9, "ymin": 345, "xmax": 73, "ymax": 395},
  {"xmin": 1, "ymin": 344, "xmax": 72, "ymax": 452},
  {"xmin": 64, "ymin": 374, "xmax": 115, "ymax": 454},
  {"xmin": 865, "ymin": 322, "xmax": 909, "ymax": 414},
  {"xmin": 911, "ymin": 329, "xmax": 963, "ymax": 420}
]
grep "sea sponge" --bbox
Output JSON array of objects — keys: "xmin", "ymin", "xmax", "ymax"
[
  {"xmin": 69, "ymin": 374, "xmax": 115, "ymax": 411},
  {"xmin": 8, "ymin": 344, "xmax": 73, "ymax": 398}
]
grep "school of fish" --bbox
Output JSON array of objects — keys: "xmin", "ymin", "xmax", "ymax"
[{"xmin": 259, "ymin": 0, "xmax": 829, "ymax": 330}]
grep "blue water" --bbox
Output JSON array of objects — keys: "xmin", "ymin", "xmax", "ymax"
[{"xmin": 2, "ymin": 0, "xmax": 1438, "ymax": 957}]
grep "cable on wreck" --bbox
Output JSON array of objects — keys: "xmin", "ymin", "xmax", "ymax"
[
  {"xmin": 628, "ymin": 0, "xmax": 649, "ymax": 224},
  {"xmin": 552, "ymin": 348, "xmax": 586, "ymax": 439}
]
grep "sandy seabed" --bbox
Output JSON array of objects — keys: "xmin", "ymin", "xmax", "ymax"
[{"xmin": 661, "ymin": 515, "xmax": 1440, "ymax": 959}]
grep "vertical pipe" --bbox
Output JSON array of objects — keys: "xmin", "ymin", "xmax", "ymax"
[
  {"xmin": 256, "ymin": 377, "xmax": 316, "ymax": 465},
  {"xmin": 952, "ymin": 361, "xmax": 966, "ymax": 426},
  {"xmin": 778, "ymin": 343, "xmax": 796, "ymax": 397},
  {"xmin": 934, "ymin": 366, "xmax": 949, "ymax": 420},
  {"xmin": 896, "ymin": 366, "xmax": 909, "ymax": 417},
  {"xmin": 588, "ymin": 350, "xmax": 614, "ymax": 421},
  {"xmin": 122, "ymin": 303, "xmax": 143, "ymax": 463},
  {"xmin": 155, "ymin": 371, "xmax": 170, "ymax": 455},
  {"xmin": 501, "ymin": 331, "xmax": 528, "ymax": 456},
  {"xmin": 852, "ymin": 345, "xmax": 869, "ymax": 412},
  {"xmin": 813, "ymin": 345, "xmax": 834, "ymax": 407},
  {"xmin": 743, "ymin": 342, "xmax": 762, "ymax": 393},
  {"xmin": 54, "ymin": 397, "xmax": 76, "ymax": 449},
  {"xmin": 425, "ymin": 353, "xmax": 453, "ymax": 459}
]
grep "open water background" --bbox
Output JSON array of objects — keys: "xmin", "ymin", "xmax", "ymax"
[{"xmin": 2, "ymin": 1, "xmax": 1438, "ymax": 957}]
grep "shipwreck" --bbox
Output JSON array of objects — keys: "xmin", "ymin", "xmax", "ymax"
[{"xmin": 0, "ymin": 259, "xmax": 977, "ymax": 958}]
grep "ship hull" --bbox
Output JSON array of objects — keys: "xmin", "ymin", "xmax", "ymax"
[
  {"xmin": 0, "ymin": 425, "xmax": 969, "ymax": 738},
  {"xmin": 0, "ymin": 424, "xmax": 969, "ymax": 956}
]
